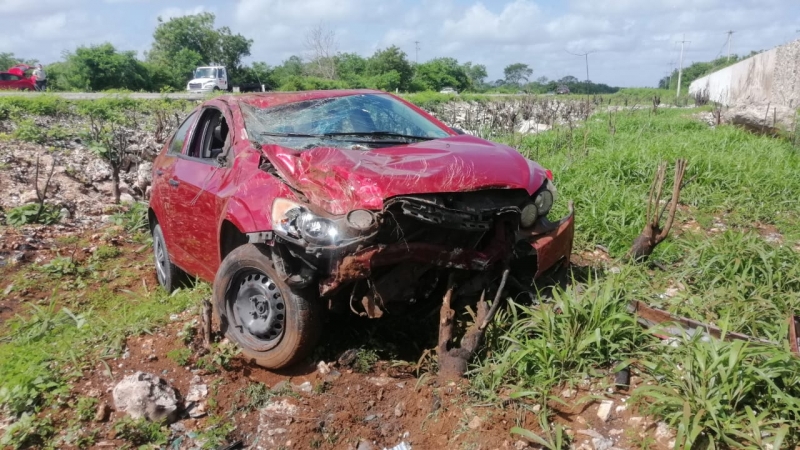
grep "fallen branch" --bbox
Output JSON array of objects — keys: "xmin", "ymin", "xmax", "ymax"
[
  {"xmin": 438, "ymin": 268, "xmax": 510, "ymax": 380},
  {"xmin": 627, "ymin": 159, "xmax": 687, "ymax": 262}
]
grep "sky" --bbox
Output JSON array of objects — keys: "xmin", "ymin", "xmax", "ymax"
[{"xmin": 1, "ymin": 0, "xmax": 799, "ymax": 87}]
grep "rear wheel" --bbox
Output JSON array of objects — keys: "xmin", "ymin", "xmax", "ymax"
[
  {"xmin": 152, "ymin": 224, "xmax": 183, "ymax": 292},
  {"xmin": 213, "ymin": 244, "xmax": 321, "ymax": 369}
]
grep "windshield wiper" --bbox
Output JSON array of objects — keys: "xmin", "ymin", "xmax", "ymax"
[
  {"xmin": 322, "ymin": 131, "xmax": 435, "ymax": 141},
  {"xmin": 259, "ymin": 131, "xmax": 323, "ymax": 138}
]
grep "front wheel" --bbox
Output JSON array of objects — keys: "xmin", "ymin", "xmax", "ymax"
[{"xmin": 213, "ymin": 244, "xmax": 321, "ymax": 369}]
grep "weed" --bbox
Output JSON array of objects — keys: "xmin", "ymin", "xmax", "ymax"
[
  {"xmin": 12, "ymin": 118, "xmax": 46, "ymax": 144},
  {"xmin": 167, "ymin": 347, "xmax": 192, "ymax": 366},
  {"xmin": 177, "ymin": 320, "xmax": 197, "ymax": 345},
  {"xmin": 511, "ymin": 406, "xmax": 570, "ymax": 450},
  {"xmin": 6, "ymin": 203, "xmax": 62, "ymax": 226},
  {"xmin": 354, "ymin": 348, "xmax": 379, "ymax": 374},
  {"xmin": 236, "ymin": 382, "xmax": 273, "ymax": 412},
  {"xmin": 74, "ymin": 396, "xmax": 99, "ymax": 422},
  {"xmin": 632, "ymin": 337, "xmax": 800, "ymax": 448},
  {"xmin": 0, "ymin": 413, "xmax": 55, "ymax": 449},
  {"xmin": 111, "ymin": 201, "xmax": 149, "ymax": 233},
  {"xmin": 94, "ymin": 245, "xmax": 122, "ymax": 260},
  {"xmin": 194, "ymin": 414, "xmax": 236, "ymax": 449},
  {"xmin": 211, "ymin": 340, "xmax": 241, "ymax": 370},
  {"xmin": 113, "ymin": 416, "xmax": 168, "ymax": 446}
]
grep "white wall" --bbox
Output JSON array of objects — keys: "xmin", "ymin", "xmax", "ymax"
[{"xmin": 689, "ymin": 39, "xmax": 800, "ymax": 107}]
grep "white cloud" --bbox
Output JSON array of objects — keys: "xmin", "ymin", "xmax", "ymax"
[
  {"xmin": 157, "ymin": 5, "xmax": 207, "ymax": 21},
  {"xmin": 440, "ymin": 0, "xmax": 543, "ymax": 44}
]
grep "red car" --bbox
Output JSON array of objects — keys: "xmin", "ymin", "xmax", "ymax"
[
  {"xmin": 148, "ymin": 89, "xmax": 574, "ymax": 368},
  {"xmin": 0, "ymin": 64, "xmax": 36, "ymax": 91}
]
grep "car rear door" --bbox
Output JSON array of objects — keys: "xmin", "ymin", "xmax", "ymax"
[
  {"xmin": 169, "ymin": 106, "xmax": 232, "ymax": 281},
  {"xmin": 152, "ymin": 111, "xmax": 198, "ymax": 271}
]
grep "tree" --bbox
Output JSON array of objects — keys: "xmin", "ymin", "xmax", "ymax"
[
  {"xmin": 304, "ymin": 23, "xmax": 337, "ymax": 79},
  {"xmin": 335, "ymin": 53, "xmax": 368, "ymax": 85},
  {"xmin": 558, "ymin": 75, "xmax": 579, "ymax": 85},
  {"xmin": 415, "ymin": 58, "xmax": 471, "ymax": 92},
  {"xmin": 462, "ymin": 62, "xmax": 488, "ymax": 88},
  {"xmin": 147, "ymin": 12, "xmax": 252, "ymax": 88},
  {"xmin": 55, "ymin": 43, "xmax": 150, "ymax": 91},
  {"xmin": 535, "ymin": 76, "xmax": 548, "ymax": 84},
  {"xmin": 503, "ymin": 63, "xmax": 532, "ymax": 86},
  {"xmin": 367, "ymin": 46, "xmax": 413, "ymax": 91}
]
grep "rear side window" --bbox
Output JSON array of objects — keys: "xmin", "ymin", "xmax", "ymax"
[{"xmin": 169, "ymin": 112, "xmax": 197, "ymax": 154}]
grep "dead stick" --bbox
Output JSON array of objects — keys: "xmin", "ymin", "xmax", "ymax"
[
  {"xmin": 202, "ymin": 299, "xmax": 212, "ymax": 349},
  {"xmin": 479, "ymin": 268, "xmax": 510, "ymax": 331}
]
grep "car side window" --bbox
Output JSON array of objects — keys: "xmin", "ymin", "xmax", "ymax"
[
  {"xmin": 169, "ymin": 111, "xmax": 197, "ymax": 155},
  {"xmin": 186, "ymin": 108, "xmax": 230, "ymax": 161}
]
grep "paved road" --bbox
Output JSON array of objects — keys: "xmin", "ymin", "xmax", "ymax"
[{"xmin": 0, "ymin": 91, "xmax": 206, "ymax": 100}]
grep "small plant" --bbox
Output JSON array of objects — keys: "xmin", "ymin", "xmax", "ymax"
[
  {"xmin": 12, "ymin": 118, "xmax": 46, "ymax": 144},
  {"xmin": 211, "ymin": 341, "xmax": 241, "ymax": 370},
  {"xmin": 113, "ymin": 416, "xmax": 168, "ymax": 446},
  {"xmin": 236, "ymin": 382, "xmax": 273, "ymax": 412},
  {"xmin": 167, "ymin": 347, "xmax": 192, "ymax": 366},
  {"xmin": 111, "ymin": 201, "xmax": 149, "ymax": 233},
  {"xmin": 177, "ymin": 320, "xmax": 197, "ymax": 345},
  {"xmin": 354, "ymin": 348, "xmax": 379, "ymax": 374},
  {"xmin": 194, "ymin": 414, "xmax": 236, "ymax": 449},
  {"xmin": 94, "ymin": 245, "xmax": 121, "ymax": 260},
  {"xmin": 0, "ymin": 413, "xmax": 55, "ymax": 449},
  {"xmin": 38, "ymin": 255, "xmax": 81, "ymax": 277},
  {"xmin": 74, "ymin": 396, "xmax": 99, "ymax": 422},
  {"xmin": 511, "ymin": 406, "xmax": 570, "ymax": 450},
  {"xmin": 6, "ymin": 203, "xmax": 62, "ymax": 226}
]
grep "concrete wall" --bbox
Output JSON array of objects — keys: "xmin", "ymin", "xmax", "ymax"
[{"xmin": 689, "ymin": 38, "xmax": 800, "ymax": 107}]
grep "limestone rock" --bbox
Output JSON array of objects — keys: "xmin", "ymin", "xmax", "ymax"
[{"xmin": 112, "ymin": 371, "xmax": 180, "ymax": 423}]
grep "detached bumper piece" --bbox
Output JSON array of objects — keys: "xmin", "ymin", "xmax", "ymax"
[
  {"xmin": 525, "ymin": 202, "xmax": 575, "ymax": 279},
  {"xmin": 629, "ymin": 300, "xmax": 800, "ymax": 357}
]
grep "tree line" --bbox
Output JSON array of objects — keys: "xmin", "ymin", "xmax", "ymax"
[{"xmin": 1, "ymin": 12, "xmax": 620, "ymax": 95}]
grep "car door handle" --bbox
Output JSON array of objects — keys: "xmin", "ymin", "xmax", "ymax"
[
  {"xmin": 168, "ymin": 179, "xmax": 180, "ymax": 187},
  {"xmin": 155, "ymin": 169, "xmax": 164, "ymax": 176}
]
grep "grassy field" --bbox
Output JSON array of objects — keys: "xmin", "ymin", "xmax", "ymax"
[
  {"xmin": 1, "ymin": 97, "xmax": 800, "ymax": 448},
  {"xmin": 476, "ymin": 107, "xmax": 800, "ymax": 448}
]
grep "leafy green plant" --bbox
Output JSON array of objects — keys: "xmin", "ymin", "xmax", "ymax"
[
  {"xmin": 113, "ymin": 416, "xmax": 168, "ymax": 446},
  {"xmin": 0, "ymin": 413, "xmax": 55, "ymax": 449},
  {"xmin": 354, "ymin": 348, "xmax": 379, "ymax": 374},
  {"xmin": 94, "ymin": 245, "xmax": 122, "ymax": 260},
  {"xmin": 511, "ymin": 405, "xmax": 570, "ymax": 450},
  {"xmin": 632, "ymin": 337, "xmax": 800, "ymax": 448},
  {"xmin": 6, "ymin": 203, "xmax": 62, "ymax": 226},
  {"xmin": 12, "ymin": 118, "xmax": 46, "ymax": 144},
  {"xmin": 194, "ymin": 414, "xmax": 236, "ymax": 449},
  {"xmin": 167, "ymin": 347, "xmax": 192, "ymax": 366},
  {"xmin": 211, "ymin": 341, "xmax": 240, "ymax": 370},
  {"xmin": 235, "ymin": 382, "xmax": 274, "ymax": 412},
  {"xmin": 74, "ymin": 396, "xmax": 99, "ymax": 422},
  {"xmin": 111, "ymin": 201, "xmax": 149, "ymax": 233}
]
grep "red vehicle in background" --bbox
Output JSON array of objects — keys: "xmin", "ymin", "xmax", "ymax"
[{"xmin": 0, "ymin": 64, "xmax": 36, "ymax": 91}]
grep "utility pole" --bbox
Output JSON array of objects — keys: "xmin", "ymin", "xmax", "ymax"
[
  {"xmin": 566, "ymin": 49, "xmax": 596, "ymax": 95},
  {"xmin": 726, "ymin": 30, "xmax": 735, "ymax": 61},
  {"xmin": 414, "ymin": 41, "xmax": 420, "ymax": 65},
  {"xmin": 676, "ymin": 34, "xmax": 690, "ymax": 97}
]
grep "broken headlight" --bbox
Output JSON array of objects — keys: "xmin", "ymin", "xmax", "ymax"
[{"xmin": 272, "ymin": 198, "xmax": 339, "ymax": 245}]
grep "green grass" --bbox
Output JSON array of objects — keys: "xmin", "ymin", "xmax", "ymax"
[{"xmin": 477, "ymin": 108, "xmax": 800, "ymax": 448}]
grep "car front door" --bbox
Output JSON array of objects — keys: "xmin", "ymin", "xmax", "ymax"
[
  {"xmin": 152, "ymin": 111, "xmax": 198, "ymax": 271},
  {"xmin": 169, "ymin": 106, "xmax": 232, "ymax": 282}
]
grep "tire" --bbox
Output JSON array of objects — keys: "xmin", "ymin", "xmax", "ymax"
[
  {"xmin": 213, "ymin": 244, "xmax": 321, "ymax": 369},
  {"xmin": 152, "ymin": 224, "xmax": 183, "ymax": 292}
]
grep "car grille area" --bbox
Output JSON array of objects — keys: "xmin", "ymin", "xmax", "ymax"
[{"xmin": 189, "ymin": 83, "xmax": 203, "ymax": 89}]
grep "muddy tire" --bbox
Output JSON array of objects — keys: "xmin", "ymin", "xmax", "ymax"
[
  {"xmin": 152, "ymin": 224, "xmax": 183, "ymax": 292},
  {"xmin": 213, "ymin": 244, "xmax": 321, "ymax": 369}
]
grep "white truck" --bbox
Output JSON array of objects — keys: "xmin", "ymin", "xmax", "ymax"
[{"xmin": 187, "ymin": 65, "xmax": 265, "ymax": 94}]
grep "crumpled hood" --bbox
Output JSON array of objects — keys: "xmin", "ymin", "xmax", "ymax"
[{"xmin": 261, "ymin": 135, "xmax": 547, "ymax": 215}]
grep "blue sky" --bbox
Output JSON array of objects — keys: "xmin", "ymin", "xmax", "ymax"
[{"xmin": 1, "ymin": 0, "xmax": 799, "ymax": 87}]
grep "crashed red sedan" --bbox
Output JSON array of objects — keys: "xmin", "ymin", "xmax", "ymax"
[
  {"xmin": 0, "ymin": 64, "xmax": 35, "ymax": 91},
  {"xmin": 148, "ymin": 89, "xmax": 574, "ymax": 368}
]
